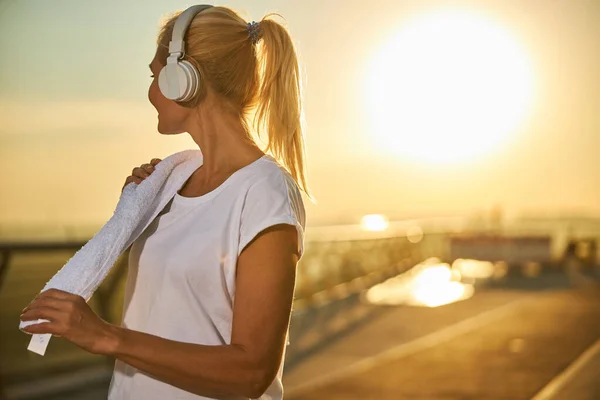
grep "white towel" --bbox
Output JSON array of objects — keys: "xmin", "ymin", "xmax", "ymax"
[{"xmin": 19, "ymin": 148, "xmax": 203, "ymax": 356}]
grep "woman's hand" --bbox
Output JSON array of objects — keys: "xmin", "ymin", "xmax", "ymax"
[
  {"xmin": 20, "ymin": 289, "xmax": 118, "ymax": 355},
  {"xmin": 122, "ymin": 158, "xmax": 162, "ymax": 192}
]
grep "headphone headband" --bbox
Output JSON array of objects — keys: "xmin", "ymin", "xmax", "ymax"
[{"xmin": 169, "ymin": 4, "xmax": 214, "ymax": 56}]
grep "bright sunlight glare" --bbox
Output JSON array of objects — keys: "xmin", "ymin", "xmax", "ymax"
[
  {"xmin": 365, "ymin": 8, "xmax": 535, "ymax": 164},
  {"xmin": 364, "ymin": 259, "xmax": 475, "ymax": 308},
  {"xmin": 361, "ymin": 214, "xmax": 390, "ymax": 231}
]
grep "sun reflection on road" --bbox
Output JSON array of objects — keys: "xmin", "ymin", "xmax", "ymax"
[{"xmin": 363, "ymin": 258, "xmax": 499, "ymax": 307}]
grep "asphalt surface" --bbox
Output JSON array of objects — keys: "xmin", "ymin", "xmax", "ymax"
[{"xmin": 285, "ymin": 273, "xmax": 600, "ymax": 400}]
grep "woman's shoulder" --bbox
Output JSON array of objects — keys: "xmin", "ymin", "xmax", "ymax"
[
  {"xmin": 253, "ymin": 156, "xmax": 302, "ymax": 196},
  {"xmin": 240, "ymin": 155, "xmax": 305, "ymax": 224}
]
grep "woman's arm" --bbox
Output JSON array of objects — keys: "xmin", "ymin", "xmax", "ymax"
[{"xmin": 107, "ymin": 223, "xmax": 299, "ymax": 399}]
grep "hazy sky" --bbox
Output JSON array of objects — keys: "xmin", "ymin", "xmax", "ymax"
[{"xmin": 0, "ymin": 0, "xmax": 598, "ymax": 228}]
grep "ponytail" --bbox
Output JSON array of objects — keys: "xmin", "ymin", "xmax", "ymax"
[{"xmin": 253, "ymin": 15, "xmax": 313, "ymax": 201}]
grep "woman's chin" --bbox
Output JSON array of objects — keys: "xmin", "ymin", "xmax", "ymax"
[
  {"xmin": 156, "ymin": 120, "xmax": 172, "ymax": 134},
  {"xmin": 157, "ymin": 123, "xmax": 183, "ymax": 135}
]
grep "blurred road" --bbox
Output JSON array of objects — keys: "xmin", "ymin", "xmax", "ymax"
[{"xmin": 285, "ymin": 273, "xmax": 600, "ymax": 400}]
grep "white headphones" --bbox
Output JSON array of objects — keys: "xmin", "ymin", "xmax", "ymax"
[{"xmin": 158, "ymin": 4, "xmax": 213, "ymax": 102}]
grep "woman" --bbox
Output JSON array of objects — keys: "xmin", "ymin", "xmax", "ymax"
[{"xmin": 20, "ymin": 4, "xmax": 309, "ymax": 399}]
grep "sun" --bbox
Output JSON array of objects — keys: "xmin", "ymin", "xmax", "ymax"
[{"xmin": 365, "ymin": 8, "xmax": 535, "ymax": 164}]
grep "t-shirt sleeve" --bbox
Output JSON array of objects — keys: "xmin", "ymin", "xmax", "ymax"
[{"xmin": 237, "ymin": 171, "xmax": 306, "ymax": 258}]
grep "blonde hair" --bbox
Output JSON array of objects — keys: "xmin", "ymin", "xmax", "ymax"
[{"xmin": 157, "ymin": 7, "xmax": 312, "ymax": 199}]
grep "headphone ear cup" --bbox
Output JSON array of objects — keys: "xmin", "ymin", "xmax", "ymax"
[
  {"xmin": 158, "ymin": 63, "xmax": 178, "ymax": 100},
  {"xmin": 158, "ymin": 61, "xmax": 199, "ymax": 102},
  {"xmin": 177, "ymin": 60, "xmax": 201, "ymax": 102}
]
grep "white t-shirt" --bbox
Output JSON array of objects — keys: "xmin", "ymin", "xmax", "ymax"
[{"xmin": 107, "ymin": 154, "xmax": 305, "ymax": 400}]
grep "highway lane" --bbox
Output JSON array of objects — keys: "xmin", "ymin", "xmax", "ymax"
[{"xmin": 286, "ymin": 276, "xmax": 600, "ymax": 400}]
